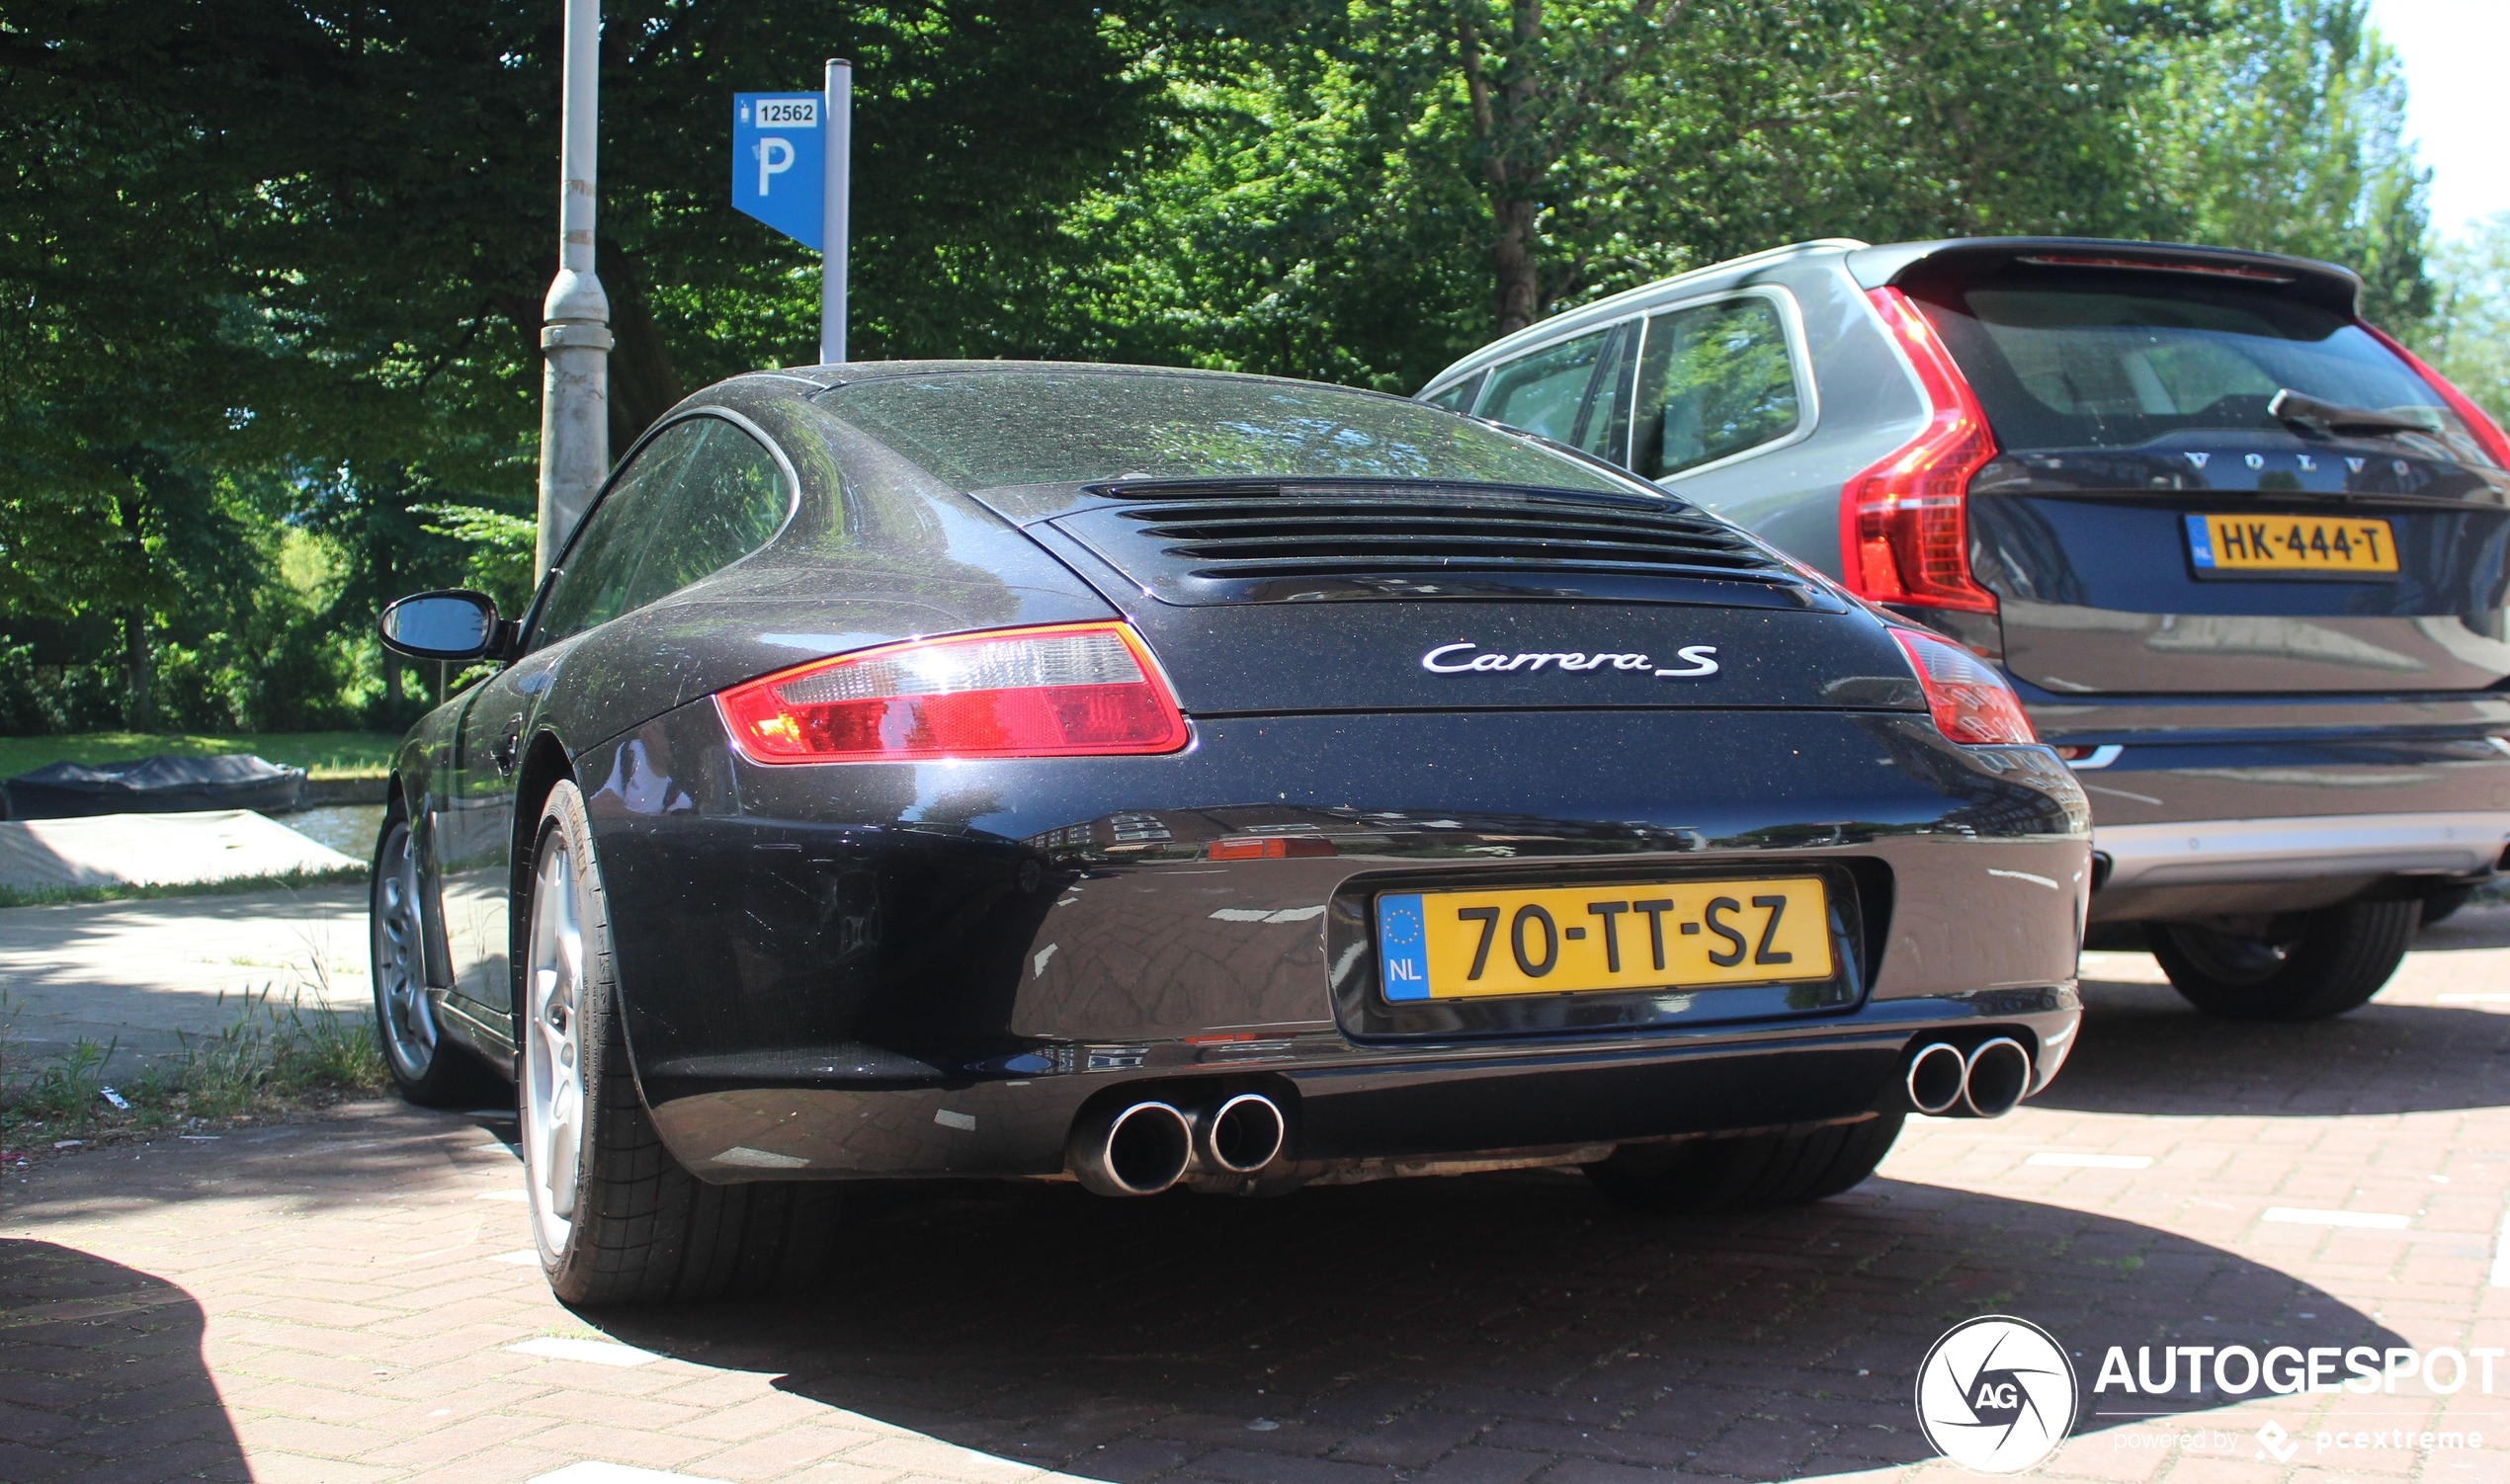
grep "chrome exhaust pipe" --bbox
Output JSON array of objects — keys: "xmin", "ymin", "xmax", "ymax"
[
  {"xmin": 1195, "ymin": 1093, "xmax": 1286, "ymax": 1176},
  {"xmin": 1904, "ymin": 1041, "xmax": 1966, "ymax": 1116},
  {"xmin": 1961, "ymin": 1037, "xmax": 2032, "ymax": 1119},
  {"xmin": 1068, "ymin": 1101, "xmax": 1193, "ymax": 1196}
]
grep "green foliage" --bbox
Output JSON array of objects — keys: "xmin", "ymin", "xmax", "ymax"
[
  {"xmin": 0, "ymin": 984, "xmax": 386, "ymax": 1140},
  {"xmin": 0, "ymin": 731, "xmax": 397, "ymax": 781},
  {"xmin": 0, "ymin": 0, "xmax": 2463, "ymax": 728},
  {"xmin": 2142, "ymin": 0, "xmax": 2431, "ymax": 327},
  {"xmin": 416, "ymin": 504, "xmax": 539, "ymax": 618},
  {"xmin": 2419, "ymin": 213, "xmax": 2510, "ymax": 430},
  {"xmin": 0, "ymin": 866, "xmax": 369, "ymax": 913}
]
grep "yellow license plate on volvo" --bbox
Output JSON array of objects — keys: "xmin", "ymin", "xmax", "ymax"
[
  {"xmin": 1376, "ymin": 877, "xmax": 1833, "ymax": 1002},
  {"xmin": 2185, "ymin": 513, "xmax": 2398, "ymax": 576}
]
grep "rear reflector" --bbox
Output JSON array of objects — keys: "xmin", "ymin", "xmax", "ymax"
[
  {"xmin": 2356, "ymin": 320, "xmax": 2510, "ymax": 470},
  {"xmin": 1841, "ymin": 288, "xmax": 2001, "ymax": 615},
  {"xmin": 715, "ymin": 621, "xmax": 1190, "ymax": 764},
  {"xmin": 1891, "ymin": 628, "xmax": 2037, "ymax": 746}
]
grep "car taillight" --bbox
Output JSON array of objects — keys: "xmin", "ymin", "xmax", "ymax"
[
  {"xmin": 715, "ymin": 621, "xmax": 1190, "ymax": 764},
  {"xmin": 1840, "ymin": 288, "xmax": 2001, "ymax": 614},
  {"xmin": 2356, "ymin": 320, "xmax": 2510, "ymax": 470},
  {"xmin": 1890, "ymin": 627, "xmax": 2037, "ymax": 745}
]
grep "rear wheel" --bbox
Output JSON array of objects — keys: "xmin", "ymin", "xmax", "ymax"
[
  {"xmin": 2149, "ymin": 899, "xmax": 2417, "ymax": 1022},
  {"xmin": 372, "ymin": 811, "xmax": 491, "ymax": 1106},
  {"xmin": 1584, "ymin": 1113, "xmax": 1904, "ymax": 1214},
  {"xmin": 521, "ymin": 780, "xmax": 839, "ymax": 1306}
]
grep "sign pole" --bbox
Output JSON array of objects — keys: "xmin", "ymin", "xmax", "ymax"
[
  {"xmin": 536, "ymin": 0, "xmax": 613, "ymax": 579},
  {"xmin": 820, "ymin": 58, "xmax": 851, "ymax": 366}
]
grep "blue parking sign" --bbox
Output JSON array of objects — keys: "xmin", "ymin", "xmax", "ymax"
[{"xmin": 732, "ymin": 93, "xmax": 824, "ymax": 250}]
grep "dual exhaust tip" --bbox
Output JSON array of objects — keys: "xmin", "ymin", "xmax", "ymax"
[
  {"xmin": 1905, "ymin": 1037, "xmax": 2032, "ymax": 1119},
  {"xmin": 1069, "ymin": 1092, "xmax": 1286, "ymax": 1196}
]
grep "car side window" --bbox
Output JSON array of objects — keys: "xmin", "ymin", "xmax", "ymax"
[
  {"xmin": 1475, "ymin": 329, "xmax": 1611, "ymax": 444},
  {"xmin": 530, "ymin": 418, "xmax": 789, "ymax": 650},
  {"xmin": 1422, "ymin": 371, "xmax": 1484, "ymax": 412},
  {"xmin": 1632, "ymin": 296, "xmax": 1801, "ymax": 479},
  {"xmin": 616, "ymin": 420, "xmax": 790, "ymax": 611}
]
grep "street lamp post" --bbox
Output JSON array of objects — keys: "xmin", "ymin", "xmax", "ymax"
[{"xmin": 536, "ymin": 0, "xmax": 612, "ymax": 579}]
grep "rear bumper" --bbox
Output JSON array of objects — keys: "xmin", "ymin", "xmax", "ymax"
[
  {"xmin": 2098, "ymin": 811, "xmax": 2510, "ymax": 891},
  {"xmin": 583, "ymin": 701, "xmax": 2090, "ymax": 1180},
  {"xmin": 646, "ymin": 986, "xmax": 2081, "ymax": 1181}
]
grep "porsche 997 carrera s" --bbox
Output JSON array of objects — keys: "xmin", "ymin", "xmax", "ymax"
[{"xmin": 371, "ymin": 363, "xmax": 2090, "ymax": 1305}]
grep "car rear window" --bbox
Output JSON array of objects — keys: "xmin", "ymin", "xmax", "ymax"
[
  {"xmin": 1921, "ymin": 272, "xmax": 2496, "ymax": 468},
  {"xmin": 817, "ymin": 370, "xmax": 1635, "ymax": 494}
]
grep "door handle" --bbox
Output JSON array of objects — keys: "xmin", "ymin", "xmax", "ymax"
[{"xmin": 491, "ymin": 721, "xmax": 522, "ymax": 776}]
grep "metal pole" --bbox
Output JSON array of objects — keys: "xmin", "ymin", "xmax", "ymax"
[
  {"xmin": 820, "ymin": 58, "xmax": 851, "ymax": 366},
  {"xmin": 536, "ymin": 0, "xmax": 613, "ymax": 579}
]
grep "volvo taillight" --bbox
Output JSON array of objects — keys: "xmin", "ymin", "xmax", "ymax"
[
  {"xmin": 1891, "ymin": 628, "xmax": 2037, "ymax": 746},
  {"xmin": 715, "ymin": 621, "xmax": 1190, "ymax": 764},
  {"xmin": 1841, "ymin": 288, "xmax": 2001, "ymax": 614},
  {"xmin": 2356, "ymin": 320, "xmax": 2510, "ymax": 470}
]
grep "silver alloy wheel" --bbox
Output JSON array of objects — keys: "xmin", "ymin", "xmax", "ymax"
[
  {"xmin": 523, "ymin": 839, "xmax": 587, "ymax": 1257},
  {"xmin": 372, "ymin": 819, "xmax": 437, "ymax": 1081}
]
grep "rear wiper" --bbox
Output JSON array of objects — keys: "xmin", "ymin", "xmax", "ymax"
[{"xmin": 2269, "ymin": 387, "xmax": 2433, "ymax": 438}]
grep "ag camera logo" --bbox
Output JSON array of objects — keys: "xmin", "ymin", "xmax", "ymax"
[{"xmin": 1916, "ymin": 1315, "xmax": 2079, "ymax": 1473}]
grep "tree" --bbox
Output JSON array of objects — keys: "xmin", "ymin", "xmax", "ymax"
[{"xmin": 2141, "ymin": 0, "xmax": 2432, "ymax": 327}]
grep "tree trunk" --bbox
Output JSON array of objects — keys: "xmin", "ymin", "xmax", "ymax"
[{"xmin": 123, "ymin": 610, "xmax": 152, "ymax": 730}]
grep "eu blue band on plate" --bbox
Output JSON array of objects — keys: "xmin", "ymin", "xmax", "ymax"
[
  {"xmin": 1378, "ymin": 893, "xmax": 1430, "ymax": 1001},
  {"xmin": 2185, "ymin": 514, "xmax": 2217, "ymax": 568}
]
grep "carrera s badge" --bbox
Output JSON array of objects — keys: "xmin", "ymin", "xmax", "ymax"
[{"xmin": 1419, "ymin": 642, "xmax": 1719, "ymax": 679}]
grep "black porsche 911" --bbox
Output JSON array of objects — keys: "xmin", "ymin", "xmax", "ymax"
[{"xmin": 372, "ymin": 362, "xmax": 2091, "ymax": 1305}]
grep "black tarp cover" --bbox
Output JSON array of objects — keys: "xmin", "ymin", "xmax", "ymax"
[{"xmin": 2, "ymin": 754, "xmax": 306, "ymax": 819}]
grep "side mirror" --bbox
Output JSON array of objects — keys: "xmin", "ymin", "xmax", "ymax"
[{"xmin": 378, "ymin": 590, "xmax": 506, "ymax": 661}]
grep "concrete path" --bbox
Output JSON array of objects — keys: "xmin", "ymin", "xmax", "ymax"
[
  {"xmin": 2, "ymin": 907, "xmax": 2508, "ymax": 1481},
  {"xmin": 0, "ymin": 884, "xmax": 368, "ymax": 1076}
]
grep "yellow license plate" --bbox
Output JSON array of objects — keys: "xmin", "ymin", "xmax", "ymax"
[
  {"xmin": 2186, "ymin": 514, "xmax": 2398, "ymax": 575},
  {"xmin": 1376, "ymin": 877, "xmax": 1833, "ymax": 1002}
]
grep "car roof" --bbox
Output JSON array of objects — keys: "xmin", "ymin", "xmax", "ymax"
[
  {"xmin": 1416, "ymin": 234, "xmax": 2369, "ymax": 398},
  {"xmin": 734, "ymin": 359, "xmax": 1424, "ymax": 403}
]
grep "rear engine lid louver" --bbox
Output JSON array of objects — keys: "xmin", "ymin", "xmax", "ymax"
[{"xmin": 1046, "ymin": 480, "xmax": 1834, "ymax": 610}]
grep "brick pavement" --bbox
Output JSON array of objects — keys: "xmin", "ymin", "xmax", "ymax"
[{"xmin": 5, "ymin": 908, "xmax": 2510, "ymax": 1483}]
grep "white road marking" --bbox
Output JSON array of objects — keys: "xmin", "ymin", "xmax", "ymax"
[
  {"xmin": 473, "ymin": 1189, "xmax": 530, "ymax": 1201},
  {"xmin": 505, "ymin": 1337, "xmax": 660, "ymax": 1367},
  {"xmin": 1031, "ymin": 944, "xmax": 1057, "ymax": 978},
  {"xmin": 934, "ymin": 1110, "xmax": 976, "ymax": 1131},
  {"xmin": 2028, "ymin": 1152, "xmax": 2152, "ymax": 1169},
  {"xmin": 2262, "ymin": 1206, "xmax": 2411, "ymax": 1230},
  {"xmin": 2491, "ymin": 1207, "xmax": 2510, "ymax": 1288},
  {"xmin": 489, "ymin": 1250, "xmax": 540, "ymax": 1266},
  {"xmin": 2437, "ymin": 993, "xmax": 2510, "ymax": 1004}
]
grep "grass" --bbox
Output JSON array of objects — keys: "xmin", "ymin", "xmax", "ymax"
[
  {"xmin": 0, "ymin": 731, "xmax": 400, "ymax": 781},
  {"xmin": 0, "ymin": 970, "xmax": 390, "ymax": 1157},
  {"xmin": 0, "ymin": 866, "xmax": 369, "ymax": 911}
]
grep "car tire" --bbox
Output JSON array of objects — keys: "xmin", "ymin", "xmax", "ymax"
[
  {"xmin": 2420, "ymin": 886, "xmax": 2477, "ymax": 928},
  {"xmin": 2149, "ymin": 899, "xmax": 2418, "ymax": 1022},
  {"xmin": 1583, "ymin": 1113, "xmax": 1905, "ymax": 1214},
  {"xmin": 372, "ymin": 809, "xmax": 494, "ymax": 1107},
  {"xmin": 520, "ymin": 780, "xmax": 840, "ymax": 1306}
]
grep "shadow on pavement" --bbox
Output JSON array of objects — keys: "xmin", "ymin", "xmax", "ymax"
[
  {"xmin": 0, "ymin": 1239, "xmax": 246, "ymax": 1482},
  {"xmin": 600, "ymin": 1170, "xmax": 2398, "ymax": 1482},
  {"xmin": 2038, "ymin": 976, "xmax": 2510, "ymax": 1117}
]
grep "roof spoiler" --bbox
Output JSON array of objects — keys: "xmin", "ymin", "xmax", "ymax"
[{"xmin": 1845, "ymin": 238, "xmax": 2362, "ymax": 316}]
